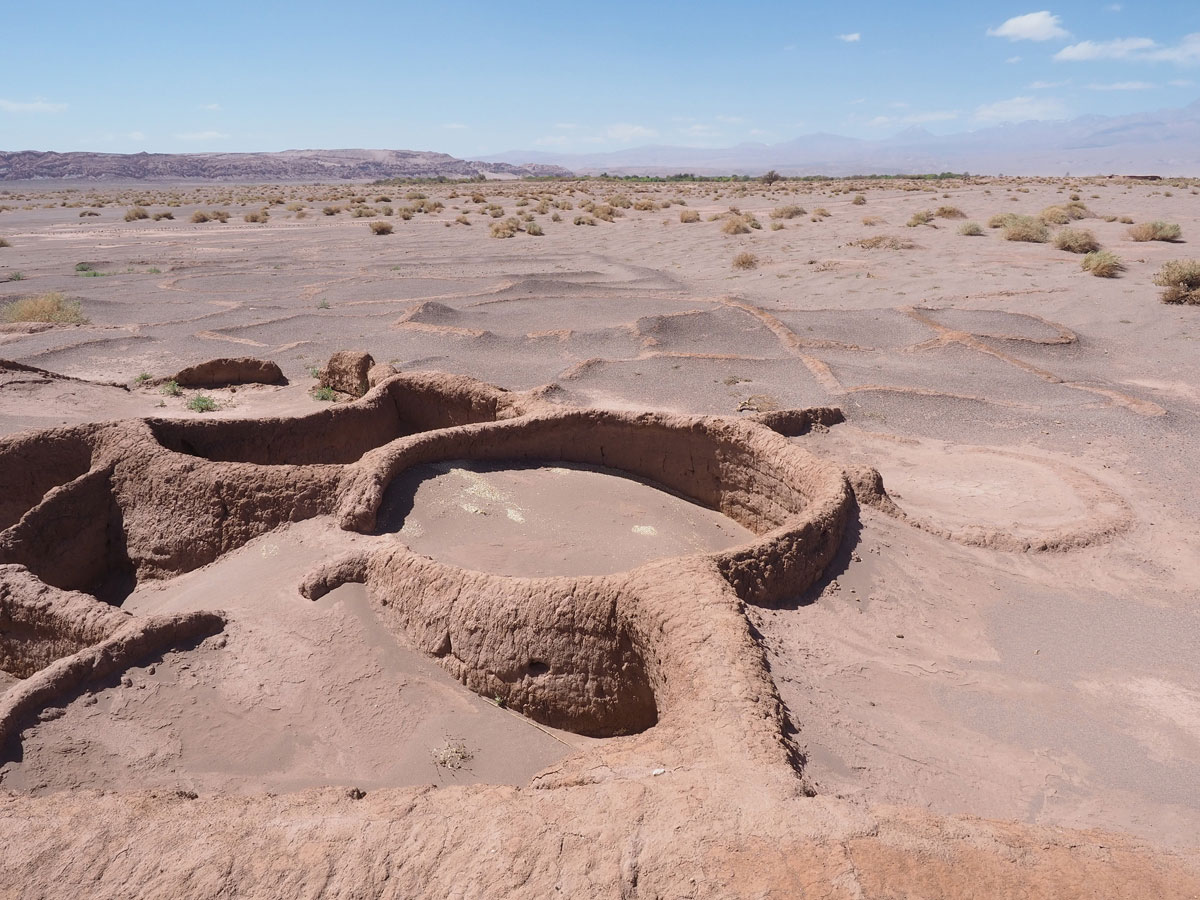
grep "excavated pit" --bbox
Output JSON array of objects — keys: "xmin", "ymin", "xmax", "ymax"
[
  {"xmin": 378, "ymin": 460, "xmax": 756, "ymax": 577},
  {"xmin": 1, "ymin": 369, "xmax": 854, "ymax": 794}
]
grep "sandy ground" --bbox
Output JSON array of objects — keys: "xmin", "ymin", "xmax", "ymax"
[{"xmin": 1, "ymin": 176, "xmax": 1198, "ymax": 851}]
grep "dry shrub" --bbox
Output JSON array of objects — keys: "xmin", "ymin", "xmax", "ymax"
[
  {"xmin": 633, "ymin": 199, "xmax": 657, "ymax": 211},
  {"xmin": 455, "ymin": 214, "xmax": 471, "ymax": 225},
  {"xmin": 959, "ymin": 221, "xmax": 984, "ymax": 236},
  {"xmin": 244, "ymin": 210, "xmax": 269, "ymax": 223},
  {"xmin": 490, "ymin": 217, "xmax": 521, "ymax": 238},
  {"xmin": 573, "ymin": 215, "xmax": 596, "ymax": 226},
  {"xmin": 2, "ymin": 292, "xmax": 88, "ymax": 324},
  {"xmin": 906, "ymin": 209, "xmax": 933, "ymax": 227},
  {"xmin": 1153, "ymin": 259, "xmax": 1200, "ymax": 304},
  {"xmin": 1053, "ymin": 227, "xmax": 1100, "ymax": 253},
  {"xmin": 861, "ymin": 216, "xmax": 885, "ymax": 226},
  {"xmin": 1128, "ymin": 221, "xmax": 1182, "ymax": 242},
  {"xmin": 606, "ymin": 194, "xmax": 632, "ymax": 208},
  {"xmin": 770, "ymin": 205, "xmax": 806, "ymax": 220},
  {"xmin": 123, "ymin": 206, "xmax": 149, "ymax": 222},
  {"xmin": 369, "ymin": 221, "xmax": 393, "ymax": 235},
  {"xmin": 854, "ymin": 235, "xmax": 916, "ymax": 250},
  {"xmin": 525, "ymin": 221, "xmax": 544, "ymax": 236},
  {"xmin": 852, "ymin": 194, "xmax": 866, "ymax": 205},
  {"xmin": 934, "ymin": 205, "xmax": 965, "ymax": 219},
  {"xmin": 722, "ymin": 213, "xmax": 760, "ymax": 234},
  {"xmin": 1081, "ymin": 250, "xmax": 1123, "ymax": 278},
  {"xmin": 322, "ymin": 206, "xmax": 340, "ymax": 216},
  {"xmin": 679, "ymin": 209, "xmax": 700, "ymax": 223},
  {"xmin": 732, "ymin": 252, "xmax": 759, "ymax": 270},
  {"xmin": 1040, "ymin": 206, "xmax": 1071, "ymax": 225},
  {"xmin": 1003, "ymin": 215, "xmax": 1049, "ymax": 243},
  {"xmin": 191, "ymin": 211, "xmax": 210, "ymax": 223},
  {"xmin": 812, "ymin": 207, "xmax": 831, "ymax": 218},
  {"xmin": 988, "ymin": 212, "xmax": 1019, "ymax": 229},
  {"xmin": 0, "ymin": 238, "xmax": 9, "ymax": 248}
]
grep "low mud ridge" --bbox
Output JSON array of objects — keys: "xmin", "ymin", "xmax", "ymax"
[{"xmin": 0, "ymin": 371, "xmax": 1195, "ymax": 899}]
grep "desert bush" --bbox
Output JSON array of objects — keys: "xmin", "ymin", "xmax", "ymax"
[
  {"xmin": 162, "ymin": 380, "xmax": 183, "ymax": 397},
  {"xmin": 852, "ymin": 194, "xmax": 866, "ymax": 205},
  {"xmin": 322, "ymin": 206, "xmax": 340, "ymax": 216},
  {"xmin": 455, "ymin": 214, "xmax": 471, "ymax": 225},
  {"xmin": 152, "ymin": 211, "xmax": 174, "ymax": 221},
  {"xmin": 210, "ymin": 210, "xmax": 229, "ymax": 223},
  {"xmin": 378, "ymin": 205, "xmax": 393, "ymax": 216},
  {"xmin": 1040, "ymin": 205, "xmax": 1071, "ymax": 225},
  {"xmin": 124, "ymin": 206, "xmax": 149, "ymax": 222},
  {"xmin": 187, "ymin": 394, "xmax": 217, "ymax": 413},
  {"xmin": 396, "ymin": 207, "xmax": 414, "ymax": 220},
  {"xmin": 907, "ymin": 209, "xmax": 933, "ymax": 227},
  {"xmin": 573, "ymin": 215, "xmax": 596, "ymax": 226},
  {"xmin": 1153, "ymin": 259, "xmax": 1200, "ymax": 304},
  {"xmin": 633, "ymin": 199, "xmax": 657, "ymax": 211},
  {"xmin": 861, "ymin": 216, "xmax": 884, "ymax": 226},
  {"xmin": 1, "ymin": 292, "xmax": 88, "ymax": 324},
  {"xmin": 679, "ymin": 209, "xmax": 700, "ymax": 223},
  {"xmin": 732, "ymin": 252, "xmax": 759, "ymax": 270},
  {"xmin": 369, "ymin": 221, "xmax": 393, "ymax": 235},
  {"xmin": 351, "ymin": 206, "xmax": 376, "ymax": 218},
  {"xmin": 854, "ymin": 235, "xmax": 916, "ymax": 250},
  {"xmin": 78, "ymin": 210, "xmax": 100, "ymax": 217},
  {"xmin": 935, "ymin": 205, "xmax": 965, "ymax": 219},
  {"xmin": 607, "ymin": 194, "xmax": 632, "ymax": 208},
  {"xmin": 244, "ymin": 210, "xmax": 269, "ymax": 223},
  {"xmin": 525, "ymin": 221, "xmax": 544, "ymax": 236},
  {"xmin": 722, "ymin": 216, "xmax": 751, "ymax": 235},
  {"xmin": 812, "ymin": 207, "xmax": 831, "ymax": 218},
  {"xmin": 551, "ymin": 212, "xmax": 562, "ymax": 222},
  {"xmin": 959, "ymin": 221, "xmax": 984, "ymax": 236},
  {"xmin": 1118, "ymin": 216, "xmax": 1134, "ymax": 225},
  {"xmin": 405, "ymin": 191, "xmax": 427, "ymax": 200},
  {"xmin": 1053, "ymin": 228, "xmax": 1100, "ymax": 253},
  {"xmin": 1128, "ymin": 221, "xmax": 1182, "ymax": 242},
  {"xmin": 1003, "ymin": 215, "xmax": 1049, "ymax": 243},
  {"xmin": 1081, "ymin": 250, "xmax": 1124, "ymax": 277},
  {"xmin": 988, "ymin": 212, "xmax": 1019, "ymax": 229},
  {"xmin": 0, "ymin": 238, "xmax": 8, "ymax": 247},
  {"xmin": 770, "ymin": 205, "xmax": 806, "ymax": 219},
  {"xmin": 490, "ymin": 218, "xmax": 521, "ymax": 238}
]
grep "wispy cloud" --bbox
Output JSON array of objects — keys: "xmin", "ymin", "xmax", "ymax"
[
  {"xmin": 868, "ymin": 110, "xmax": 959, "ymax": 127},
  {"xmin": 0, "ymin": 98, "xmax": 68, "ymax": 113},
  {"xmin": 974, "ymin": 95, "xmax": 1067, "ymax": 123},
  {"xmin": 174, "ymin": 130, "xmax": 230, "ymax": 141},
  {"xmin": 200, "ymin": 102, "xmax": 222, "ymax": 111},
  {"xmin": 1055, "ymin": 36, "xmax": 1155, "ymax": 60},
  {"xmin": 837, "ymin": 33, "xmax": 861, "ymax": 43},
  {"xmin": 1006, "ymin": 56, "xmax": 1023, "ymax": 64},
  {"xmin": 988, "ymin": 11, "xmax": 1069, "ymax": 42},
  {"xmin": 1088, "ymin": 81, "xmax": 1155, "ymax": 90},
  {"xmin": 1055, "ymin": 34, "xmax": 1200, "ymax": 64},
  {"xmin": 606, "ymin": 123, "xmax": 656, "ymax": 142},
  {"xmin": 1029, "ymin": 79, "xmax": 1070, "ymax": 89},
  {"xmin": 681, "ymin": 124, "xmax": 722, "ymax": 137}
]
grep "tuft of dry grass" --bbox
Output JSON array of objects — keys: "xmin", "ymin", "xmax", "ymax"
[
  {"xmin": 959, "ymin": 221, "xmax": 984, "ymax": 236},
  {"xmin": 732, "ymin": 252, "xmax": 759, "ymax": 270},
  {"xmin": 369, "ymin": 221, "xmax": 393, "ymax": 235},
  {"xmin": 679, "ymin": 209, "xmax": 700, "ymax": 223},
  {"xmin": 1081, "ymin": 250, "xmax": 1124, "ymax": 278},
  {"xmin": 852, "ymin": 194, "xmax": 866, "ymax": 205},
  {"xmin": 853, "ymin": 235, "xmax": 916, "ymax": 250},
  {"xmin": 1003, "ymin": 215, "xmax": 1049, "ymax": 243},
  {"xmin": 721, "ymin": 214, "xmax": 760, "ymax": 235},
  {"xmin": 769, "ymin": 205, "xmax": 806, "ymax": 220},
  {"xmin": 525, "ymin": 221, "xmax": 544, "ymax": 236},
  {"xmin": 861, "ymin": 216, "xmax": 885, "ymax": 226},
  {"xmin": 490, "ymin": 217, "xmax": 521, "ymax": 238},
  {"xmin": 1128, "ymin": 221, "xmax": 1182, "ymax": 242},
  {"xmin": 123, "ymin": 206, "xmax": 149, "ymax": 222},
  {"xmin": 1153, "ymin": 259, "xmax": 1200, "ymax": 304},
  {"xmin": 2, "ymin": 292, "xmax": 88, "ymax": 324},
  {"xmin": 1053, "ymin": 227, "xmax": 1100, "ymax": 253},
  {"xmin": 0, "ymin": 238, "xmax": 9, "ymax": 248},
  {"xmin": 906, "ymin": 209, "xmax": 934, "ymax": 227},
  {"xmin": 431, "ymin": 738, "xmax": 474, "ymax": 771},
  {"xmin": 935, "ymin": 205, "xmax": 966, "ymax": 219}
]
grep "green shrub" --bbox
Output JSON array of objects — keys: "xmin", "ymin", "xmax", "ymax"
[
  {"xmin": 1153, "ymin": 259, "xmax": 1200, "ymax": 304},
  {"xmin": 162, "ymin": 380, "xmax": 183, "ymax": 397},
  {"xmin": 187, "ymin": 394, "xmax": 217, "ymax": 413},
  {"xmin": 313, "ymin": 386, "xmax": 337, "ymax": 401}
]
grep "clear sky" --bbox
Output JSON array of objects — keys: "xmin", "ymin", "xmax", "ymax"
[{"xmin": 2, "ymin": 1, "xmax": 1197, "ymax": 156}]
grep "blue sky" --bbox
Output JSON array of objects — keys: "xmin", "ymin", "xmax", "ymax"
[{"xmin": 1, "ymin": 1, "xmax": 1198, "ymax": 156}]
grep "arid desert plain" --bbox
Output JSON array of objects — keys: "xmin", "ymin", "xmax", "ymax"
[{"xmin": 1, "ymin": 176, "xmax": 1199, "ymax": 898}]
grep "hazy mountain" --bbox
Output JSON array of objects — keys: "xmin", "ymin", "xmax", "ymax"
[
  {"xmin": 0, "ymin": 148, "xmax": 570, "ymax": 182},
  {"xmin": 481, "ymin": 99, "xmax": 1200, "ymax": 176}
]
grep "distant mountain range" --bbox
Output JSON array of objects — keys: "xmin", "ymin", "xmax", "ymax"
[
  {"xmin": 0, "ymin": 148, "xmax": 570, "ymax": 182},
  {"xmin": 481, "ymin": 99, "xmax": 1200, "ymax": 176}
]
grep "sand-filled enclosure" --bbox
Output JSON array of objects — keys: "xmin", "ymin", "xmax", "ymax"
[{"xmin": 1, "ymin": 176, "xmax": 1200, "ymax": 897}]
